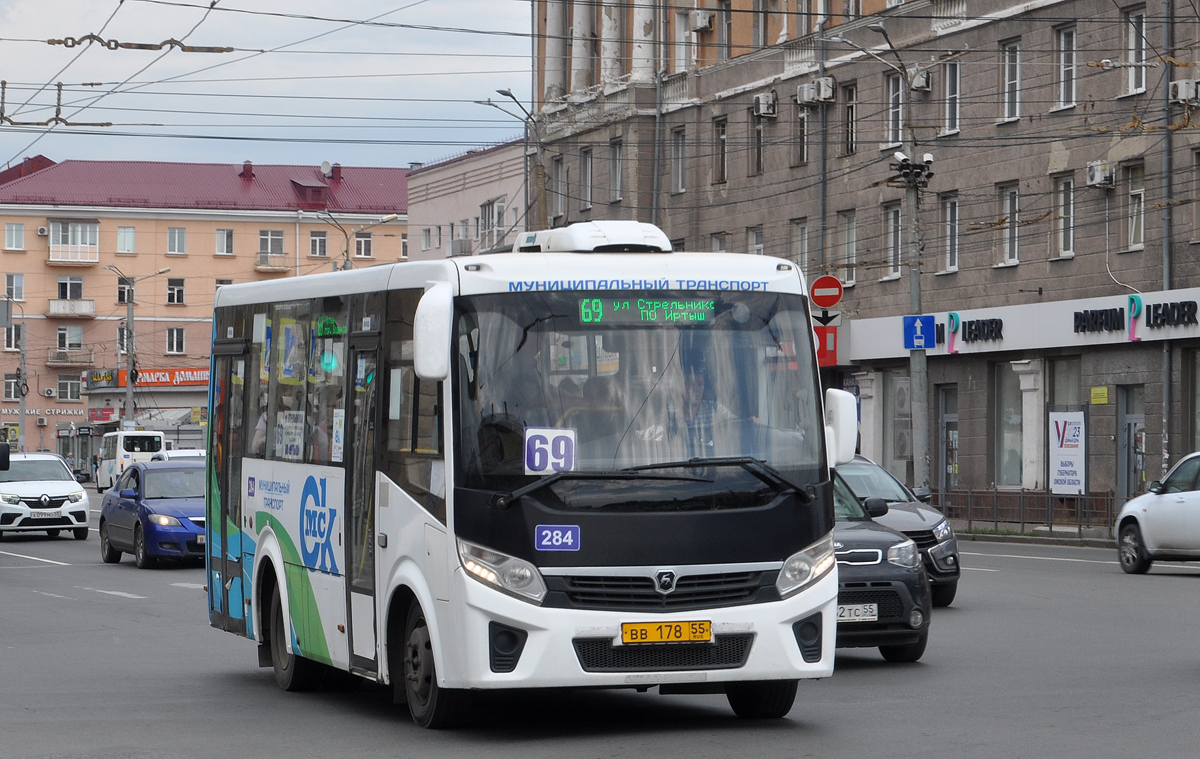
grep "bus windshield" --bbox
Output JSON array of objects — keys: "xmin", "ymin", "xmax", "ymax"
[{"xmin": 455, "ymin": 290, "xmax": 823, "ymax": 493}]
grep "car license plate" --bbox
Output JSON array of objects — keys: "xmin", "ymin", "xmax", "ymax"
[
  {"xmin": 29, "ymin": 510, "xmax": 61, "ymax": 519},
  {"xmin": 621, "ymin": 621, "xmax": 711, "ymax": 644},
  {"xmin": 837, "ymin": 603, "xmax": 878, "ymax": 623},
  {"xmin": 196, "ymin": 534, "xmax": 206, "ymax": 545}
]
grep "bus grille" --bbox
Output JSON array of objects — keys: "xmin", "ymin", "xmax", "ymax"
[
  {"xmin": 572, "ymin": 634, "xmax": 754, "ymax": 672},
  {"xmin": 559, "ymin": 571, "xmax": 772, "ymax": 612},
  {"xmin": 838, "ymin": 587, "xmax": 905, "ymax": 620}
]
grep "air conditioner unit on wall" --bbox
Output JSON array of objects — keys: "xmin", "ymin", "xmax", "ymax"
[
  {"xmin": 37, "ymin": 417, "xmax": 47, "ymax": 427},
  {"xmin": 753, "ymin": 92, "xmax": 777, "ymax": 118},
  {"xmin": 43, "ymin": 387, "xmax": 56, "ymax": 398},
  {"xmin": 815, "ymin": 76, "xmax": 836, "ymax": 101},
  {"xmin": 690, "ymin": 10, "xmax": 713, "ymax": 31},
  {"xmin": 797, "ymin": 83, "xmax": 819, "ymax": 105},
  {"xmin": 37, "ymin": 226, "xmax": 48, "ymax": 236},
  {"xmin": 1169, "ymin": 79, "xmax": 1197, "ymax": 103},
  {"xmin": 910, "ymin": 70, "xmax": 932, "ymax": 92},
  {"xmin": 1086, "ymin": 160, "xmax": 1115, "ymax": 187}
]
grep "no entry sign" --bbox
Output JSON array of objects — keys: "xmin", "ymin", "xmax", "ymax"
[{"xmin": 810, "ymin": 275, "xmax": 843, "ymax": 309}]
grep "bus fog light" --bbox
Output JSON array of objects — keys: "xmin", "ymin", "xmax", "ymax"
[
  {"xmin": 909, "ymin": 610, "xmax": 924, "ymax": 628},
  {"xmin": 457, "ymin": 538, "xmax": 547, "ymax": 604}
]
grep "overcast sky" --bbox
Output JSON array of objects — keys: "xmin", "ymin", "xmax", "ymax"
[{"xmin": 0, "ymin": 0, "xmax": 531, "ymax": 170}]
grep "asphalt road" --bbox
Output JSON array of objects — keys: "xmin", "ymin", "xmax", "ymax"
[{"xmin": 3, "ymin": 527, "xmax": 1199, "ymax": 759}]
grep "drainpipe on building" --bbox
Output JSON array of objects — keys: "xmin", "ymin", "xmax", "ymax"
[
  {"xmin": 816, "ymin": 17, "xmax": 828, "ymax": 273},
  {"xmin": 651, "ymin": 0, "xmax": 665, "ymax": 226},
  {"xmin": 296, "ymin": 211, "xmax": 302, "ymax": 277},
  {"xmin": 1161, "ymin": 0, "xmax": 1174, "ymax": 475}
]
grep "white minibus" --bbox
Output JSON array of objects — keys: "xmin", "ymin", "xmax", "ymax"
[{"xmin": 97, "ymin": 430, "xmax": 166, "ymax": 491}]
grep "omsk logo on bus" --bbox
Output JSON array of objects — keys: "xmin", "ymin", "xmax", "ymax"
[{"xmin": 300, "ymin": 476, "xmax": 339, "ymax": 574}]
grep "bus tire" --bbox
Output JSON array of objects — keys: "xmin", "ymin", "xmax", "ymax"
[
  {"xmin": 402, "ymin": 601, "xmax": 464, "ymax": 729},
  {"xmin": 725, "ymin": 680, "xmax": 798, "ymax": 719},
  {"xmin": 269, "ymin": 584, "xmax": 321, "ymax": 692}
]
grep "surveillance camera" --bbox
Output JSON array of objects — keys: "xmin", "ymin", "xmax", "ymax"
[
  {"xmin": 894, "ymin": 151, "xmax": 909, "ymax": 163},
  {"xmin": 923, "ymin": 153, "xmax": 934, "ymax": 164}
]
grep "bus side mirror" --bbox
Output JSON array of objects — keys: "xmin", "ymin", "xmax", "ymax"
[
  {"xmin": 0, "ymin": 442, "xmax": 8, "ymax": 470},
  {"xmin": 824, "ymin": 388, "xmax": 857, "ymax": 468},
  {"xmin": 414, "ymin": 281, "xmax": 454, "ymax": 381}
]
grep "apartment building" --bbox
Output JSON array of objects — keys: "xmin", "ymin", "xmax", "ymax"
[
  {"xmin": 0, "ymin": 158, "xmax": 407, "ymax": 459},
  {"xmin": 530, "ymin": 0, "xmax": 1200, "ymax": 503}
]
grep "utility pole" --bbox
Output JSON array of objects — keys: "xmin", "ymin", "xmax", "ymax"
[{"xmin": 105, "ymin": 265, "xmax": 169, "ymax": 430}]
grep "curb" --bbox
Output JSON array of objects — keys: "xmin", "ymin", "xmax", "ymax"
[{"xmin": 956, "ymin": 532, "xmax": 1115, "ymax": 550}]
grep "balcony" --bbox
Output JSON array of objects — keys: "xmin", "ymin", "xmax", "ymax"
[
  {"xmin": 47, "ymin": 299, "xmax": 96, "ymax": 318},
  {"xmin": 256, "ymin": 252, "xmax": 291, "ymax": 273},
  {"xmin": 46, "ymin": 348, "xmax": 96, "ymax": 367},
  {"xmin": 48, "ymin": 244, "xmax": 100, "ymax": 265}
]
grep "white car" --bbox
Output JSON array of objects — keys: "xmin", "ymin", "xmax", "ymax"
[
  {"xmin": 0, "ymin": 453, "xmax": 91, "ymax": 540},
  {"xmin": 1116, "ymin": 452, "xmax": 1200, "ymax": 573}
]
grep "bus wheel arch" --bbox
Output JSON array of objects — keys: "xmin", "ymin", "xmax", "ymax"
[{"xmin": 384, "ymin": 585, "xmax": 417, "ymax": 703}]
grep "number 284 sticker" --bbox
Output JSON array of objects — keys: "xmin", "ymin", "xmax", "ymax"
[
  {"xmin": 523, "ymin": 427, "xmax": 577, "ymax": 475},
  {"xmin": 536, "ymin": 524, "xmax": 580, "ymax": 551}
]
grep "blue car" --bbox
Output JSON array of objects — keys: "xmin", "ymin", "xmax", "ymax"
[{"xmin": 98, "ymin": 461, "xmax": 206, "ymax": 569}]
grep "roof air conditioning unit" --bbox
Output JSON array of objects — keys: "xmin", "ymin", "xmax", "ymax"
[
  {"xmin": 37, "ymin": 226, "xmax": 48, "ymax": 236},
  {"xmin": 910, "ymin": 70, "xmax": 932, "ymax": 92},
  {"xmin": 37, "ymin": 417, "xmax": 48, "ymax": 427},
  {"xmin": 1086, "ymin": 160, "xmax": 1115, "ymax": 188},
  {"xmin": 753, "ymin": 92, "xmax": 778, "ymax": 118},
  {"xmin": 44, "ymin": 387, "xmax": 56, "ymax": 398},
  {"xmin": 815, "ymin": 76, "xmax": 836, "ymax": 102},
  {"xmin": 690, "ymin": 10, "xmax": 713, "ymax": 31},
  {"xmin": 1169, "ymin": 79, "xmax": 1197, "ymax": 103}
]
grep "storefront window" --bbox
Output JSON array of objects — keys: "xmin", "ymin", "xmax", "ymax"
[
  {"xmin": 1050, "ymin": 357, "xmax": 1081, "ymax": 406},
  {"xmin": 883, "ymin": 369, "xmax": 912, "ymax": 484},
  {"xmin": 996, "ymin": 363, "xmax": 1023, "ymax": 487}
]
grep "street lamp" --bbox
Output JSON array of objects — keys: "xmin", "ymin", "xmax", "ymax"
[
  {"xmin": 104, "ymin": 264, "xmax": 169, "ymax": 430},
  {"xmin": 319, "ymin": 213, "xmax": 399, "ymax": 271},
  {"xmin": 495, "ymin": 88, "xmax": 542, "ymax": 231}
]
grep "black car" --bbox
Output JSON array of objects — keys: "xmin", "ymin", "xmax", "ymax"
[
  {"xmin": 833, "ymin": 472, "xmax": 932, "ymax": 662},
  {"xmin": 836, "ymin": 456, "xmax": 961, "ymax": 607}
]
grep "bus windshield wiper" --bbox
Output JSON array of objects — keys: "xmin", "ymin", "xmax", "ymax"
[
  {"xmin": 498, "ymin": 470, "xmax": 710, "ymax": 509},
  {"xmin": 623, "ymin": 456, "xmax": 817, "ymax": 503}
]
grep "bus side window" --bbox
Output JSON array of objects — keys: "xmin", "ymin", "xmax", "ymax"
[
  {"xmin": 266, "ymin": 301, "xmax": 310, "ymax": 462},
  {"xmin": 381, "ymin": 289, "xmax": 445, "ymax": 523}
]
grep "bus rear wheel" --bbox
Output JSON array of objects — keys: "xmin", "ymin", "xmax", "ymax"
[
  {"xmin": 402, "ymin": 601, "xmax": 465, "ymax": 729},
  {"xmin": 725, "ymin": 680, "xmax": 798, "ymax": 719},
  {"xmin": 269, "ymin": 584, "xmax": 321, "ymax": 692}
]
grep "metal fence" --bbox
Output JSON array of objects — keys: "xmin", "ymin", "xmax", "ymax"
[{"xmin": 932, "ymin": 489, "xmax": 1116, "ymax": 540}]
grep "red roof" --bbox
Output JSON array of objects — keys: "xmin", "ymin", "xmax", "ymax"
[
  {"xmin": 0, "ymin": 160, "xmax": 407, "ymax": 214},
  {"xmin": 0, "ymin": 155, "xmax": 56, "ymax": 186}
]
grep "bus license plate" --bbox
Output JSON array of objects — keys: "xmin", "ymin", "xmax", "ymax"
[
  {"xmin": 30, "ymin": 510, "xmax": 61, "ymax": 519},
  {"xmin": 837, "ymin": 603, "xmax": 878, "ymax": 622},
  {"xmin": 621, "ymin": 621, "xmax": 711, "ymax": 645}
]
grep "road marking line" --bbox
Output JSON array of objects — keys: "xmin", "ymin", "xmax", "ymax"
[
  {"xmin": 85, "ymin": 588, "xmax": 148, "ymax": 599},
  {"xmin": 960, "ymin": 551, "xmax": 1117, "ymax": 566},
  {"xmin": 963, "ymin": 567, "xmax": 999, "ymax": 572},
  {"xmin": 0, "ymin": 549, "xmax": 70, "ymax": 566},
  {"xmin": 171, "ymin": 582, "xmax": 205, "ymax": 589},
  {"xmin": 32, "ymin": 590, "xmax": 73, "ymax": 600}
]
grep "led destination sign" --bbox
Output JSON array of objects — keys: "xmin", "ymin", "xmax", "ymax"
[{"xmin": 578, "ymin": 297, "xmax": 716, "ymax": 325}]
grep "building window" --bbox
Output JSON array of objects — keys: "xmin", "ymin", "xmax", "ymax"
[
  {"xmin": 996, "ymin": 362, "xmax": 1023, "ymax": 488},
  {"xmin": 57, "ymin": 375, "xmax": 81, "ymax": 402},
  {"xmin": 216, "ymin": 278, "xmax": 232, "ymax": 290},
  {"xmin": 435, "ymin": 226, "xmax": 442, "ymax": 249},
  {"xmin": 5, "ymin": 273, "xmax": 23, "ymax": 301},
  {"xmin": 609, "ymin": 139, "xmax": 623, "ymax": 202},
  {"xmin": 117, "ymin": 279, "xmax": 133, "ymax": 304},
  {"xmin": 844, "ymin": 0, "xmax": 861, "ymax": 19},
  {"xmin": 711, "ymin": 233, "xmax": 727, "ymax": 252},
  {"xmin": 1057, "ymin": 28, "xmax": 1076, "ymax": 108},
  {"xmin": 717, "ymin": 1, "xmax": 732, "ymax": 62},
  {"xmin": 167, "ymin": 226, "xmax": 186, "ymax": 254},
  {"xmin": 793, "ymin": 106, "xmax": 809, "ymax": 165},
  {"xmin": 117, "ymin": 225, "xmax": 135, "ymax": 254},
  {"xmin": 166, "ymin": 327, "xmax": 185, "ymax": 355},
  {"xmin": 57, "ymin": 325, "xmax": 83, "ymax": 350},
  {"xmin": 5, "ymin": 223, "xmax": 24, "ymax": 250},
  {"xmin": 672, "ymin": 127, "xmax": 686, "ymax": 193},
  {"xmin": 551, "ymin": 155, "xmax": 565, "ymax": 218},
  {"xmin": 748, "ymin": 227, "xmax": 765, "ymax": 255},
  {"xmin": 355, "ymin": 232, "xmax": 373, "ymax": 258},
  {"xmin": 58, "ymin": 275, "xmax": 83, "ymax": 300},
  {"xmin": 838, "ymin": 210, "xmax": 857, "ymax": 285},
  {"xmin": 790, "ymin": 219, "xmax": 808, "ymax": 274},
  {"xmin": 673, "ymin": 10, "xmax": 691, "ymax": 71},
  {"xmin": 885, "ymin": 204, "xmax": 902, "ymax": 277},
  {"xmin": 752, "ymin": 0, "xmax": 768, "ymax": 49},
  {"xmin": 259, "ymin": 229, "xmax": 284, "ymax": 255},
  {"xmin": 310, "ymin": 231, "xmax": 327, "ymax": 257},
  {"xmin": 1000, "ymin": 184, "xmax": 1020, "ymax": 263},
  {"xmin": 4, "ymin": 324, "xmax": 22, "ymax": 352},
  {"xmin": 166, "ymin": 278, "xmax": 185, "ymax": 305},
  {"xmin": 1128, "ymin": 164, "xmax": 1145, "ymax": 248},
  {"xmin": 1127, "ymin": 9, "xmax": 1147, "ymax": 93},
  {"xmin": 943, "ymin": 61, "xmax": 960, "ymax": 133},
  {"xmin": 215, "ymin": 228, "xmax": 234, "ymax": 256},
  {"xmin": 1050, "ymin": 357, "xmax": 1082, "ymax": 406},
  {"xmin": 941, "ymin": 194, "xmax": 959, "ymax": 271},
  {"xmin": 421, "ymin": 229, "xmax": 431, "ymax": 251},
  {"xmin": 1002, "ymin": 41, "xmax": 1020, "ymax": 121},
  {"xmin": 751, "ymin": 112, "xmax": 765, "ymax": 176},
  {"xmin": 843, "ymin": 84, "xmax": 857, "ymax": 155},
  {"xmin": 459, "ymin": 220, "xmax": 469, "ymax": 240},
  {"xmin": 886, "ymin": 73, "xmax": 904, "ymax": 145},
  {"xmin": 401, "ymin": 233, "xmax": 408, "ymax": 259},
  {"xmin": 714, "ymin": 119, "xmax": 728, "ymax": 183},
  {"xmin": 3, "ymin": 379, "xmax": 17, "ymax": 400},
  {"xmin": 580, "ymin": 148, "xmax": 593, "ymax": 209},
  {"xmin": 50, "ymin": 220, "xmax": 98, "ymax": 248},
  {"xmin": 1054, "ymin": 176, "xmax": 1075, "ymax": 256}
]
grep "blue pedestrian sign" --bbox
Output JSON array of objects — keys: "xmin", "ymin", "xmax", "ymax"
[{"xmin": 903, "ymin": 315, "xmax": 936, "ymax": 350}]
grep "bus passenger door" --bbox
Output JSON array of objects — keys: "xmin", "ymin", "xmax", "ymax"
[
  {"xmin": 346, "ymin": 341, "xmax": 380, "ymax": 673},
  {"xmin": 210, "ymin": 346, "xmax": 248, "ymax": 635}
]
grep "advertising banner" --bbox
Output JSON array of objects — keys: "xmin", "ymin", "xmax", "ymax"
[{"xmin": 1048, "ymin": 410, "xmax": 1087, "ymax": 496}]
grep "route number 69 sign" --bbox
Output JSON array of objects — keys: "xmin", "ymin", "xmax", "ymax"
[{"xmin": 524, "ymin": 427, "xmax": 578, "ymax": 475}]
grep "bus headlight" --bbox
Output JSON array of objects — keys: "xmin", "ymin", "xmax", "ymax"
[
  {"xmin": 457, "ymin": 538, "xmax": 547, "ymax": 605},
  {"xmin": 887, "ymin": 539, "xmax": 920, "ymax": 568},
  {"xmin": 775, "ymin": 533, "xmax": 836, "ymax": 599}
]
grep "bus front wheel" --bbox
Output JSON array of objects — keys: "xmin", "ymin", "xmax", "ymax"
[
  {"xmin": 269, "ymin": 584, "xmax": 321, "ymax": 692},
  {"xmin": 402, "ymin": 601, "xmax": 465, "ymax": 729},
  {"xmin": 725, "ymin": 680, "xmax": 798, "ymax": 719}
]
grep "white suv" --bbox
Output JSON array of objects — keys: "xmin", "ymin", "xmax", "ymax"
[{"xmin": 0, "ymin": 453, "xmax": 91, "ymax": 540}]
